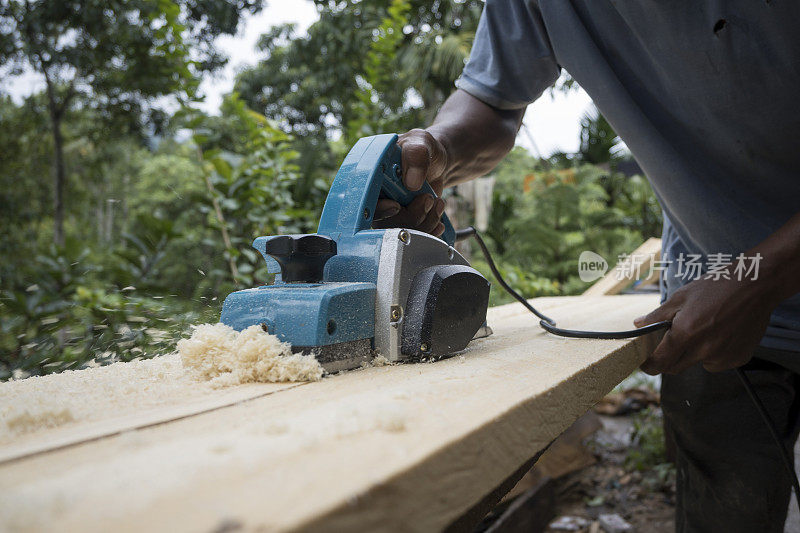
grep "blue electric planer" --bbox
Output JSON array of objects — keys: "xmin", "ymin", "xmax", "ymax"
[{"xmin": 220, "ymin": 134, "xmax": 492, "ymax": 372}]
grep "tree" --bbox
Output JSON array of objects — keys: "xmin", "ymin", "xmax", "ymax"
[
  {"xmin": 0, "ymin": 0, "xmax": 263, "ymax": 246},
  {"xmin": 344, "ymin": 0, "xmax": 413, "ymax": 144},
  {"xmin": 578, "ymin": 109, "xmax": 622, "ymax": 166},
  {"xmin": 0, "ymin": 94, "xmax": 52, "ymax": 283},
  {"xmin": 237, "ymin": 0, "xmax": 481, "ymax": 139},
  {"xmin": 234, "ymin": 0, "xmax": 482, "ymax": 192}
]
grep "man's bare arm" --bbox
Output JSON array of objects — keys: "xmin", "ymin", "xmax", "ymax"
[
  {"xmin": 406, "ymin": 89, "xmax": 525, "ymax": 189},
  {"xmin": 373, "ymin": 89, "xmax": 524, "ymax": 235}
]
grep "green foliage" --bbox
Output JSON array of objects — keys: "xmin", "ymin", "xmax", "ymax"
[
  {"xmin": 509, "ymin": 165, "xmax": 643, "ymax": 285},
  {"xmin": 485, "ymin": 148, "xmax": 539, "ymax": 256},
  {"xmin": 237, "ymin": 0, "xmax": 481, "ymax": 136},
  {"xmin": 0, "ymin": 243, "xmax": 199, "ymax": 380},
  {"xmin": 0, "ymin": 0, "xmax": 262, "ymax": 109},
  {"xmin": 110, "ymin": 213, "xmax": 181, "ymax": 291},
  {"xmin": 471, "ymin": 259, "xmax": 560, "ymax": 307},
  {"xmin": 192, "ymin": 94, "xmax": 320, "ymax": 289},
  {"xmin": 579, "ymin": 109, "xmax": 623, "ymax": 165},
  {"xmin": 0, "ymin": 95, "xmax": 53, "ymax": 281},
  {"xmin": 0, "ymin": 92, "xmax": 309, "ymax": 378},
  {"xmin": 625, "ymin": 406, "xmax": 676, "ymax": 492},
  {"xmin": 128, "ymin": 146, "xmax": 206, "ymax": 220},
  {"xmin": 625, "ymin": 407, "xmax": 667, "ymax": 470},
  {"xmin": 345, "ymin": 0, "xmax": 413, "ymax": 144},
  {"xmin": 364, "ymin": 0, "xmax": 411, "ymax": 96},
  {"xmin": 0, "ymin": 0, "xmax": 263, "ymax": 246},
  {"xmin": 485, "ymin": 111, "xmax": 663, "ymax": 294}
]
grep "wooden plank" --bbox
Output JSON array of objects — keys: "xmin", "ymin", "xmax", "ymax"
[
  {"xmin": 0, "ymin": 296, "xmax": 594, "ymax": 464},
  {"xmin": 0, "ymin": 381, "xmax": 304, "ymax": 464},
  {"xmin": 0, "ymin": 295, "xmax": 660, "ymax": 533},
  {"xmin": 484, "ymin": 477, "xmax": 556, "ymax": 533},
  {"xmin": 583, "ymin": 238, "xmax": 661, "ymax": 296},
  {"xmin": 501, "ymin": 412, "xmax": 601, "ymax": 502}
]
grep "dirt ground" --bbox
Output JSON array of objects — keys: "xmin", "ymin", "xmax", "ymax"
[
  {"xmin": 536, "ymin": 407, "xmax": 675, "ymax": 533},
  {"xmin": 545, "ymin": 413, "xmax": 675, "ymax": 532}
]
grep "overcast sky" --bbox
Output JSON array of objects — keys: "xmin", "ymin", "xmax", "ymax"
[{"xmin": 3, "ymin": 0, "xmax": 592, "ymax": 156}]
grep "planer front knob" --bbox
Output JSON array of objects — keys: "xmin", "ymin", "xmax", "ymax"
[{"xmin": 263, "ymin": 234, "xmax": 337, "ymax": 283}]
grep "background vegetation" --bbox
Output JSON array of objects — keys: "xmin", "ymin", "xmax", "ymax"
[{"xmin": 0, "ymin": 0, "xmax": 661, "ymax": 379}]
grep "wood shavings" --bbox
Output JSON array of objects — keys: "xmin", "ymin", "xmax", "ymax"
[
  {"xmin": 371, "ymin": 355, "xmax": 392, "ymax": 367},
  {"xmin": 1, "ymin": 324, "xmax": 322, "ymax": 441},
  {"xmin": 178, "ymin": 323, "xmax": 323, "ymax": 387},
  {"xmin": 4, "ymin": 408, "xmax": 74, "ymax": 436},
  {"xmin": 360, "ymin": 355, "xmax": 393, "ymax": 369}
]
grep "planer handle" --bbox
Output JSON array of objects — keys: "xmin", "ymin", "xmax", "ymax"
[{"xmin": 316, "ymin": 134, "xmax": 456, "ymax": 246}]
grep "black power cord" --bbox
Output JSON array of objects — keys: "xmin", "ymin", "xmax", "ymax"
[
  {"xmin": 457, "ymin": 225, "xmax": 800, "ymax": 513},
  {"xmin": 455, "ymin": 226, "xmax": 672, "ymax": 338}
]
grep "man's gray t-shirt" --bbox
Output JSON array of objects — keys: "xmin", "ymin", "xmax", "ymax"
[{"xmin": 456, "ymin": 0, "xmax": 800, "ymax": 355}]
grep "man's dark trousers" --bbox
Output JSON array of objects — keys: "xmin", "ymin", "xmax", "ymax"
[{"xmin": 661, "ymin": 348, "xmax": 800, "ymax": 532}]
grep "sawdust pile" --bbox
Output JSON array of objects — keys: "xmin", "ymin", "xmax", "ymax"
[
  {"xmin": 178, "ymin": 323, "xmax": 323, "ymax": 387},
  {"xmin": 1, "ymin": 324, "xmax": 322, "ymax": 440}
]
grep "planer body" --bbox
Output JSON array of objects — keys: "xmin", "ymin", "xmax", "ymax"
[{"xmin": 220, "ymin": 134, "xmax": 491, "ymax": 372}]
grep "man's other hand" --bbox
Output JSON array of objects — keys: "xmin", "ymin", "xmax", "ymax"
[
  {"xmin": 372, "ymin": 129, "xmax": 448, "ymax": 237},
  {"xmin": 633, "ymin": 274, "xmax": 778, "ymax": 375}
]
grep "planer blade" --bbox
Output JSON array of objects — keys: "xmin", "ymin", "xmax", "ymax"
[{"xmin": 293, "ymin": 339, "xmax": 373, "ymax": 374}]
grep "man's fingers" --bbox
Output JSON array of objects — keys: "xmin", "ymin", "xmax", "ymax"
[
  {"xmin": 435, "ymin": 198, "xmax": 445, "ymax": 218},
  {"xmin": 398, "ymin": 129, "xmax": 447, "ymax": 191},
  {"xmin": 641, "ymin": 330, "xmax": 685, "ymax": 375},
  {"xmin": 399, "ymin": 133, "xmax": 430, "ymax": 190},
  {"xmin": 640, "ymin": 307, "xmax": 691, "ymax": 374},
  {"xmin": 371, "ymin": 194, "xmax": 435, "ymax": 231},
  {"xmin": 411, "ymin": 195, "xmax": 435, "ymax": 226},
  {"xmin": 634, "ymin": 303, "xmax": 677, "ymax": 328},
  {"xmin": 401, "ymin": 194, "xmax": 434, "ymax": 228},
  {"xmin": 374, "ymin": 199, "xmax": 401, "ymax": 221},
  {"xmin": 405, "ymin": 167, "xmax": 426, "ymax": 193},
  {"xmin": 418, "ymin": 198, "xmax": 445, "ymax": 234},
  {"xmin": 371, "ymin": 194, "xmax": 444, "ymax": 237}
]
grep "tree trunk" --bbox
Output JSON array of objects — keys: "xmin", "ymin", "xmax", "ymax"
[
  {"xmin": 122, "ymin": 162, "xmax": 130, "ymax": 235},
  {"xmin": 50, "ymin": 112, "xmax": 66, "ymax": 247},
  {"xmin": 96, "ymin": 194, "xmax": 104, "ymax": 240},
  {"xmin": 42, "ymin": 86, "xmax": 68, "ymax": 353},
  {"xmin": 42, "ymin": 71, "xmax": 67, "ymax": 248},
  {"xmin": 105, "ymin": 199, "xmax": 114, "ymax": 242}
]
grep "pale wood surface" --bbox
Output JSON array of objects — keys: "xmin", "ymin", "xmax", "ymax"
[
  {"xmin": 0, "ymin": 381, "xmax": 302, "ymax": 464},
  {"xmin": 583, "ymin": 238, "xmax": 662, "ymax": 296},
  {"xmin": 0, "ymin": 295, "xmax": 660, "ymax": 533}
]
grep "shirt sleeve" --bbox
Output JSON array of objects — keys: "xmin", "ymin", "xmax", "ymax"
[{"xmin": 455, "ymin": 0, "xmax": 561, "ymax": 109}]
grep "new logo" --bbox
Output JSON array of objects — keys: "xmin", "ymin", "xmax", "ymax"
[{"xmin": 578, "ymin": 251, "xmax": 608, "ymax": 282}]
